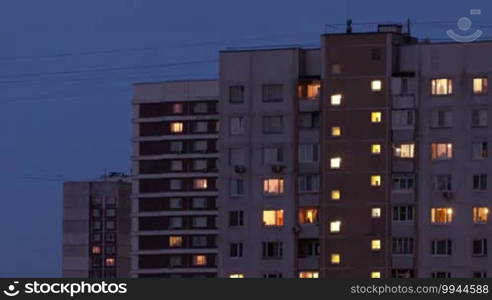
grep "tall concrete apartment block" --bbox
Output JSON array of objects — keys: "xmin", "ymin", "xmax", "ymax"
[
  {"xmin": 321, "ymin": 26, "xmax": 492, "ymax": 278},
  {"xmin": 217, "ymin": 26, "xmax": 492, "ymax": 278},
  {"xmin": 62, "ymin": 174, "xmax": 131, "ymax": 278},
  {"xmin": 321, "ymin": 26, "xmax": 416, "ymax": 278},
  {"xmin": 132, "ymin": 25, "xmax": 492, "ymax": 278},
  {"xmin": 218, "ymin": 48, "xmax": 322, "ymax": 278},
  {"xmin": 132, "ymin": 80, "xmax": 219, "ymax": 278},
  {"xmin": 404, "ymin": 41, "xmax": 492, "ymax": 278}
]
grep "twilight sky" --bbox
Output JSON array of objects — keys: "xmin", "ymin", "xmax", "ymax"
[{"xmin": 0, "ymin": 0, "xmax": 490, "ymax": 277}]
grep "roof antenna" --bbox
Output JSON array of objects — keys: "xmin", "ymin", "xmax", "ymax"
[
  {"xmin": 346, "ymin": 18, "xmax": 353, "ymax": 34},
  {"xmin": 406, "ymin": 18, "xmax": 411, "ymax": 36}
]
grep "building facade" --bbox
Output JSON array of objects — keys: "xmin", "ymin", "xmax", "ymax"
[
  {"xmin": 403, "ymin": 41, "xmax": 492, "ymax": 278},
  {"xmin": 320, "ymin": 27, "xmax": 416, "ymax": 278},
  {"xmin": 62, "ymin": 173, "xmax": 131, "ymax": 278},
  {"xmin": 217, "ymin": 48, "xmax": 322, "ymax": 278},
  {"xmin": 132, "ymin": 80, "xmax": 219, "ymax": 278},
  {"xmin": 130, "ymin": 25, "xmax": 492, "ymax": 278}
]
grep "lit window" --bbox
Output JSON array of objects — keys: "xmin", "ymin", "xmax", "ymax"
[
  {"xmin": 169, "ymin": 236, "xmax": 183, "ymax": 248},
  {"xmin": 92, "ymin": 246, "xmax": 101, "ymax": 254},
  {"xmin": 172, "ymin": 103, "xmax": 183, "ymax": 114},
  {"xmin": 105, "ymin": 258, "xmax": 115, "ymax": 267},
  {"xmin": 299, "ymin": 208, "xmax": 318, "ymax": 224},
  {"xmin": 263, "ymin": 179, "xmax": 284, "ymax": 196},
  {"xmin": 330, "ymin": 221, "xmax": 341, "ymax": 233},
  {"xmin": 330, "ymin": 157, "xmax": 341, "ymax": 169},
  {"xmin": 371, "ymin": 112, "xmax": 382, "ymax": 123},
  {"xmin": 431, "ymin": 208, "xmax": 453, "ymax": 224},
  {"xmin": 371, "ymin": 175, "xmax": 382, "ymax": 187},
  {"xmin": 331, "ymin": 126, "xmax": 341, "ymax": 137},
  {"xmin": 371, "ymin": 271, "xmax": 381, "ymax": 278},
  {"xmin": 431, "ymin": 143, "xmax": 453, "ymax": 160},
  {"xmin": 229, "ymin": 274, "xmax": 244, "ymax": 278},
  {"xmin": 170, "ymin": 122, "xmax": 183, "ymax": 133},
  {"xmin": 298, "ymin": 80, "xmax": 321, "ymax": 100},
  {"xmin": 331, "ymin": 94, "xmax": 342, "ymax": 106},
  {"xmin": 331, "ymin": 254, "xmax": 341, "ymax": 265},
  {"xmin": 394, "ymin": 143, "xmax": 415, "ymax": 158},
  {"xmin": 193, "ymin": 179, "xmax": 208, "ymax": 189},
  {"xmin": 371, "ymin": 239, "xmax": 381, "ymax": 251},
  {"xmin": 299, "ymin": 271, "xmax": 319, "ymax": 278},
  {"xmin": 473, "ymin": 78, "xmax": 488, "ymax": 95},
  {"xmin": 473, "ymin": 207, "xmax": 489, "ymax": 224},
  {"xmin": 431, "ymin": 78, "xmax": 453, "ymax": 95},
  {"xmin": 331, "ymin": 190, "xmax": 341, "ymax": 200},
  {"xmin": 193, "ymin": 255, "xmax": 207, "ymax": 266},
  {"xmin": 371, "ymin": 208, "xmax": 381, "ymax": 218},
  {"xmin": 371, "ymin": 80, "xmax": 382, "ymax": 92},
  {"xmin": 263, "ymin": 210, "xmax": 284, "ymax": 227},
  {"xmin": 371, "ymin": 144, "xmax": 381, "ymax": 154}
]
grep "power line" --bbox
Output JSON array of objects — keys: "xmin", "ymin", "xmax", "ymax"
[
  {"xmin": 0, "ymin": 59, "xmax": 217, "ymax": 82},
  {"xmin": 0, "ymin": 30, "xmax": 321, "ymax": 62}
]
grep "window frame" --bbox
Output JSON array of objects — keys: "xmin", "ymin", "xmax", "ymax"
[
  {"xmin": 473, "ymin": 77, "xmax": 488, "ymax": 95},
  {"xmin": 431, "ymin": 78, "xmax": 453, "ymax": 96}
]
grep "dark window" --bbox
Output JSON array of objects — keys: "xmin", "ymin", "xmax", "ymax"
[
  {"xmin": 473, "ymin": 272, "xmax": 487, "ymax": 278},
  {"xmin": 298, "ymin": 239, "xmax": 320, "ymax": 258},
  {"xmin": 473, "ymin": 174, "xmax": 487, "ymax": 190},
  {"xmin": 230, "ymin": 85, "xmax": 245, "ymax": 103},
  {"xmin": 262, "ymin": 84, "xmax": 283, "ymax": 102},
  {"xmin": 431, "ymin": 240, "xmax": 452, "ymax": 256},
  {"xmin": 371, "ymin": 48, "xmax": 382, "ymax": 61},
  {"xmin": 229, "ymin": 211, "xmax": 244, "ymax": 227},
  {"xmin": 299, "ymin": 112, "xmax": 319, "ymax": 129},
  {"xmin": 262, "ymin": 242, "xmax": 283, "ymax": 259},
  {"xmin": 230, "ymin": 242, "xmax": 243, "ymax": 258},
  {"xmin": 431, "ymin": 272, "xmax": 451, "ymax": 278},
  {"xmin": 263, "ymin": 116, "xmax": 283, "ymax": 134},
  {"xmin": 473, "ymin": 239, "xmax": 488, "ymax": 256}
]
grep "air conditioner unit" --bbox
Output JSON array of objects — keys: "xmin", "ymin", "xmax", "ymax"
[
  {"xmin": 271, "ymin": 164, "xmax": 285, "ymax": 173},
  {"xmin": 292, "ymin": 224, "xmax": 302, "ymax": 234},
  {"xmin": 442, "ymin": 191, "xmax": 454, "ymax": 199},
  {"xmin": 234, "ymin": 165, "xmax": 247, "ymax": 174}
]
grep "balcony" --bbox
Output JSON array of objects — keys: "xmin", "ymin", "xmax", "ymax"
[
  {"xmin": 393, "ymin": 95, "xmax": 415, "ymax": 109},
  {"xmin": 298, "ymin": 80, "xmax": 320, "ymax": 112}
]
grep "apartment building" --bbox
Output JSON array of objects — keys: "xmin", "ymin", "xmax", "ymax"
[
  {"xmin": 62, "ymin": 173, "xmax": 131, "ymax": 278},
  {"xmin": 400, "ymin": 41, "xmax": 492, "ymax": 278},
  {"xmin": 132, "ymin": 80, "xmax": 219, "ymax": 278},
  {"xmin": 217, "ymin": 48, "xmax": 322, "ymax": 278},
  {"xmin": 130, "ymin": 24, "xmax": 492, "ymax": 278},
  {"xmin": 320, "ymin": 25, "xmax": 492, "ymax": 278},
  {"xmin": 320, "ymin": 25, "xmax": 417, "ymax": 278}
]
